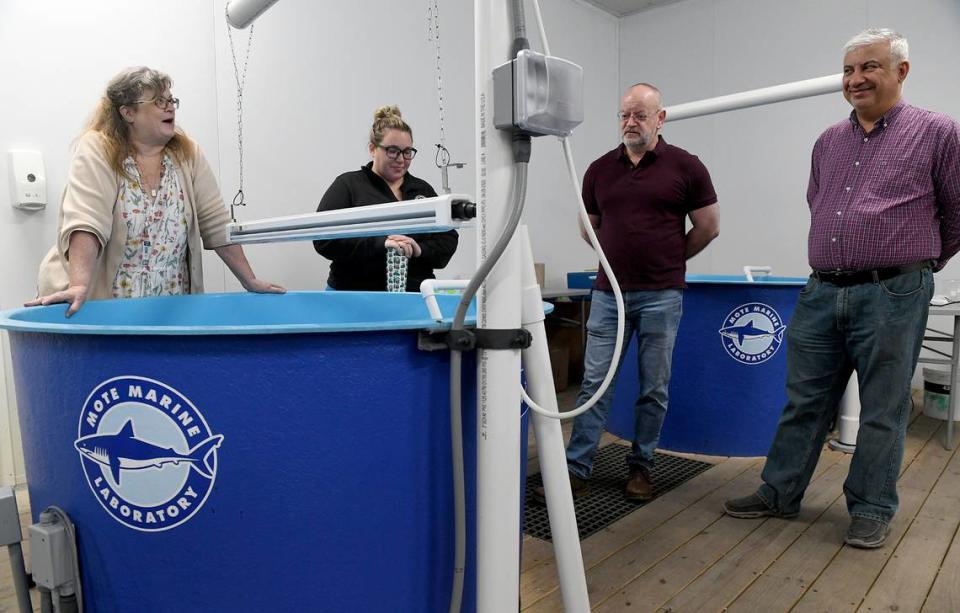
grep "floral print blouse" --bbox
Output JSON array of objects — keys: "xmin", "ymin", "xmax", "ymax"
[{"xmin": 112, "ymin": 154, "xmax": 190, "ymax": 298}]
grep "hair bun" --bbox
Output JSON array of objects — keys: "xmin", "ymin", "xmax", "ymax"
[{"xmin": 374, "ymin": 105, "xmax": 402, "ymax": 121}]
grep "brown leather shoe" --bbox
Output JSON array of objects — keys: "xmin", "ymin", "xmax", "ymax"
[
  {"xmin": 532, "ymin": 472, "xmax": 591, "ymax": 505},
  {"xmin": 624, "ymin": 467, "xmax": 653, "ymax": 502}
]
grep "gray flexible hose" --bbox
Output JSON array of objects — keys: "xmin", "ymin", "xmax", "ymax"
[
  {"xmin": 448, "ymin": 162, "xmax": 528, "ymax": 613},
  {"xmin": 39, "ymin": 588, "xmax": 53, "ymax": 613},
  {"xmin": 452, "ymin": 163, "xmax": 528, "ymax": 331},
  {"xmin": 45, "ymin": 506, "xmax": 83, "ymax": 613},
  {"xmin": 511, "ymin": 0, "xmax": 528, "ymax": 56},
  {"xmin": 448, "ymin": 349, "xmax": 466, "ymax": 613}
]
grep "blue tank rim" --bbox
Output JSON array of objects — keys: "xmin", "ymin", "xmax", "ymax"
[
  {"xmin": 0, "ymin": 291, "xmax": 484, "ymax": 336},
  {"xmin": 686, "ymin": 274, "xmax": 808, "ymax": 286}
]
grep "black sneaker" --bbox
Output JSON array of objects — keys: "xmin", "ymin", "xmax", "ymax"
[
  {"xmin": 532, "ymin": 472, "xmax": 590, "ymax": 505},
  {"xmin": 723, "ymin": 492, "xmax": 798, "ymax": 519},
  {"xmin": 844, "ymin": 516, "xmax": 889, "ymax": 549}
]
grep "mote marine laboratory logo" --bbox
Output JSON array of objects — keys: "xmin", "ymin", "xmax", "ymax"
[
  {"xmin": 74, "ymin": 376, "xmax": 224, "ymax": 532},
  {"xmin": 718, "ymin": 302, "xmax": 786, "ymax": 365}
]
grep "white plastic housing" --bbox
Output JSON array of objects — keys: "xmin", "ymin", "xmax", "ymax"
[
  {"xmin": 0, "ymin": 487, "xmax": 22, "ymax": 546},
  {"xmin": 8, "ymin": 149, "xmax": 46, "ymax": 211},
  {"xmin": 493, "ymin": 50, "xmax": 583, "ymax": 137},
  {"xmin": 29, "ymin": 520, "xmax": 73, "ymax": 590}
]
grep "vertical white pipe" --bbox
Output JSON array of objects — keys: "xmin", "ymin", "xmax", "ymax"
[
  {"xmin": 519, "ymin": 227, "xmax": 590, "ymax": 612},
  {"xmin": 837, "ymin": 372, "xmax": 860, "ymax": 446},
  {"xmin": 475, "ymin": 2, "xmax": 523, "ymax": 611}
]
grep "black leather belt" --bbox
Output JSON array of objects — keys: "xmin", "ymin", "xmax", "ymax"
[{"xmin": 813, "ymin": 261, "xmax": 931, "ymax": 286}]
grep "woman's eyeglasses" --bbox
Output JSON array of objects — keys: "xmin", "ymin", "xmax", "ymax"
[
  {"xmin": 378, "ymin": 145, "xmax": 418, "ymax": 160},
  {"xmin": 133, "ymin": 96, "xmax": 180, "ymax": 110}
]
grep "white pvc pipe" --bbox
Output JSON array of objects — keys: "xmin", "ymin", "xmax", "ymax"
[
  {"xmin": 519, "ymin": 227, "xmax": 590, "ymax": 612},
  {"xmin": 837, "ymin": 371, "xmax": 860, "ymax": 447},
  {"xmin": 225, "ymin": 0, "xmax": 280, "ymax": 29},
  {"xmin": 743, "ymin": 265, "xmax": 772, "ymax": 283},
  {"xmin": 475, "ymin": 2, "xmax": 523, "ymax": 610},
  {"xmin": 530, "ymin": 0, "xmax": 551, "ymax": 57},
  {"xmin": 664, "ymin": 74, "xmax": 842, "ymax": 123},
  {"xmin": 419, "ymin": 279, "xmax": 470, "ymax": 322}
]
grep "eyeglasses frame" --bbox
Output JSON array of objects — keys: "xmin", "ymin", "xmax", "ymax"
[{"xmin": 377, "ymin": 145, "xmax": 418, "ymax": 161}]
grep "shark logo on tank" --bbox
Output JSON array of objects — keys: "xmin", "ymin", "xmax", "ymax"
[
  {"xmin": 718, "ymin": 302, "xmax": 786, "ymax": 365},
  {"xmin": 75, "ymin": 376, "xmax": 224, "ymax": 532}
]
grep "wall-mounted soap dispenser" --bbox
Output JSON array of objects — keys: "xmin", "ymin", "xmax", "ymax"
[{"xmin": 8, "ymin": 150, "xmax": 47, "ymax": 211}]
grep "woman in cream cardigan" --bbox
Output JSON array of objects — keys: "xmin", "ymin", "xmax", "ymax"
[{"xmin": 31, "ymin": 66, "xmax": 283, "ymax": 316}]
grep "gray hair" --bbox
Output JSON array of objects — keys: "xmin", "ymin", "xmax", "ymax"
[
  {"xmin": 843, "ymin": 28, "xmax": 909, "ymax": 64},
  {"xmin": 84, "ymin": 66, "xmax": 191, "ymax": 179},
  {"xmin": 105, "ymin": 66, "xmax": 172, "ymax": 109}
]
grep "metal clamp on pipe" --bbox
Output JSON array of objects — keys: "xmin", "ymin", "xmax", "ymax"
[{"xmin": 446, "ymin": 328, "xmax": 532, "ymax": 351}]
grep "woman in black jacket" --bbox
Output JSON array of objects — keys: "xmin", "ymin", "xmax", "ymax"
[{"xmin": 313, "ymin": 105, "xmax": 459, "ymax": 291}]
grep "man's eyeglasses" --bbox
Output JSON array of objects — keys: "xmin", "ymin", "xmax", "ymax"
[
  {"xmin": 133, "ymin": 96, "xmax": 180, "ymax": 110},
  {"xmin": 378, "ymin": 145, "xmax": 418, "ymax": 161},
  {"xmin": 617, "ymin": 111, "xmax": 655, "ymax": 122}
]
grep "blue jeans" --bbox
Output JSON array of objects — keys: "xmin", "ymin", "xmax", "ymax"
[
  {"xmin": 566, "ymin": 289, "xmax": 683, "ymax": 479},
  {"xmin": 757, "ymin": 268, "xmax": 933, "ymax": 523}
]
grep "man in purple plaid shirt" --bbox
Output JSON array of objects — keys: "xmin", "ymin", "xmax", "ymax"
[{"xmin": 724, "ymin": 28, "xmax": 960, "ymax": 548}]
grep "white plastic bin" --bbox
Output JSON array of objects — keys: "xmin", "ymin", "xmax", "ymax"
[{"xmin": 923, "ymin": 367, "xmax": 957, "ymax": 421}]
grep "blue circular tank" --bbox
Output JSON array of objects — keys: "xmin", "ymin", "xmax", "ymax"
[
  {"xmin": 1, "ymin": 292, "xmax": 483, "ymax": 612},
  {"xmin": 606, "ymin": 275, "xmax": 808, "ymax": 456}
]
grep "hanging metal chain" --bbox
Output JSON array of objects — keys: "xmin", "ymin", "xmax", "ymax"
[
  {"xmin": 428, "ymin": 0, "xmax": 446, "ymax": 152},
  {"xmin": 226, "ymin": 6, "xmax": 255, "ymax": 221},
  {"xmin": 427, "ymin": 0, "xmax": 465, "ymax": 194}
]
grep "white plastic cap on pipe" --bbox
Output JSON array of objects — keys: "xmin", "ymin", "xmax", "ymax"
[
  {"xmin": 743, "ymin": 266, "xmax": 773, "ymax": 283},
  {"xmin": 664, "ymin": 74, "xmax": 842, "ymax": 123},
  {"xmin": 225, "ymin": 0, "xmax": 280, "ymax": 29},
  {"xmin": 420, "ymin": 279, "xmax": 469, "ymax": 322}
]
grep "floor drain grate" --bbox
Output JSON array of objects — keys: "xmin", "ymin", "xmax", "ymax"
[{"xmin": 524, "ymin": 444, "xmax": 714, "ymax": 542}]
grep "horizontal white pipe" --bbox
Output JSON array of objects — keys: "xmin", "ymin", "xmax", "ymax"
[
  {"xmin": 419, "ymin": 279, "xmax": 469, "ymax": 322},
  {"xmin": 664, "ymin": 74, "xmax": 842, "ymax": 122},
  {"xmin": 225, "ymin": 0, "xmax": 281, "ymax": 29}
]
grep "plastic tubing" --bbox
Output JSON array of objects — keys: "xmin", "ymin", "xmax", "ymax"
[{"xmin": 519, "ymin": 0, "xmax": 626, "ymax": 422}]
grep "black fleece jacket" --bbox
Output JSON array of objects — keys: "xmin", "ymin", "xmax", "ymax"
[{"xmin": 313, "ymin": 163, "xmax": 459, "ymax": 291}]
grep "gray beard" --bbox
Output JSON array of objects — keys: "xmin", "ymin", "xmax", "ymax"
[{"xmin": 623, "ymin": 134, "xmax": 650, "ymax": 151}]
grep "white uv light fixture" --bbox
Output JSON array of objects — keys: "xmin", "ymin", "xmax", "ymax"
[
  {"xmin": 226, "ymin": 193, "xmax": 475, "ymax": 245},
  {"xmin": 493, "ymin": 49, "xmax": 583, "ymax": 137},
  {"xmin": 7, "ymin": 150, "xmax": 47, "ymax": 211}
]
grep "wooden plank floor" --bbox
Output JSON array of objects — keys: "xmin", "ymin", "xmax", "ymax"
[
  {"xmin": 2, "ymin": 390, "xmax": 957, "ymax": 612},
  {"xmin": 523, "ymin": 392, "xmax": 960, "ymax": 612}
]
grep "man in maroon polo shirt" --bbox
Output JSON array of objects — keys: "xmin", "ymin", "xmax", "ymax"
[
  {"xmin": 725, "ymin": 29, "xmax": 960, "ymax": 549},
  {"xmin": 546, "ymin": 82, "xmax": 720, "ymax": 503}
]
